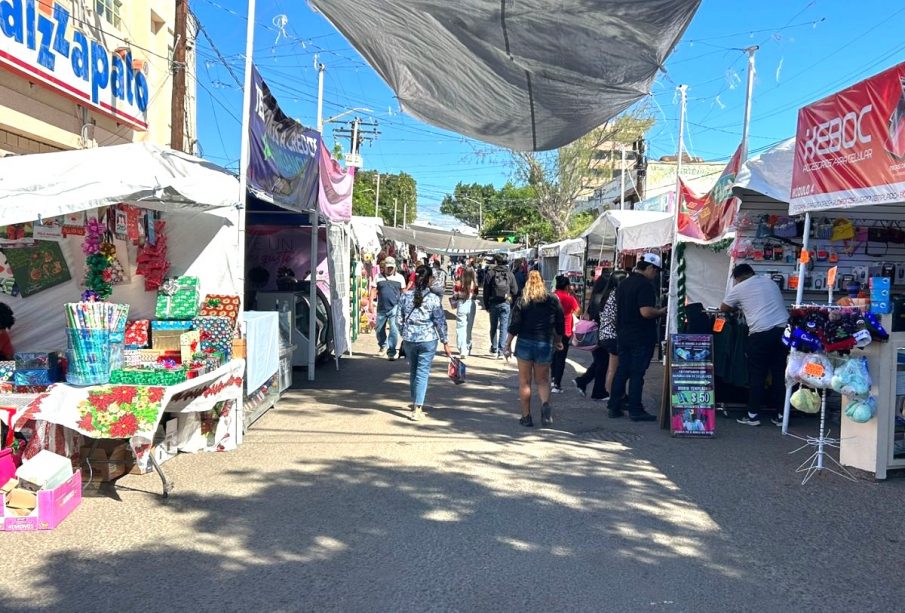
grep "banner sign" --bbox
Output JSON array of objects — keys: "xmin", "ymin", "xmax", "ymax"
[
  {"xmin": 670, "ymin": 334, "xmax": 715, "ymax": 437},
  {"xmin": 790, "ymin": 62, "xmax": 905, "ymax": 214},
  {"xmin": 677, "ymin": 145, "xmax": 742, "ymax": 244},
  {"xmin": 248, "ymin": 66, "xmax": 321, "ymax": 211},
  {"xmin": 0, "ymin": 0, "xmax": 149, "ymax": 130}
]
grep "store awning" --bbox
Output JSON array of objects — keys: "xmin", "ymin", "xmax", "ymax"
[
  {"xmin": 582, "ymin": 209, "xmax": 673, "ymax": 253},
  {"xmin": 379, "ymin": 225, "xmax": 517, "ymax": 255},
  {"xmin": 733, "ymin": 138, "xmax": 794, "ymax": 203},
  {"xmin": 310, "ymin": 0, "xmax": 701, "ymax": 151},
  {"xmin": 0, "ymin": 142, "xmax": 239, "ymax": 225}
]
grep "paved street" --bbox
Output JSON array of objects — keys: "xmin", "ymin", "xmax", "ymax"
[{"xmin": 2, "ymin": 305, "xmax": 904, "ymax": 612}]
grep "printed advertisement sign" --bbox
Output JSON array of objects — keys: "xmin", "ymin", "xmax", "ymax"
[
  {"xmin": 677, "ymin": 145, "xmax": 743, "ymax": 244},
  {"xmin": 0, "ymin": 1, "xmax": 149, "ymax": 130},
  {"xmin": 790, "ymin": 61, "xmax": 905, "ymax": 214},
  {"xmin": 248, "ymin": 66, "xmax": 321, "ymax": 211},
  {"xmin": 670, "ymin": 334, "xmax": 716, "ymax": 437}
]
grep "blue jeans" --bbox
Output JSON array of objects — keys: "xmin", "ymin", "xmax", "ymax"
[
  {"xmin": 455, "ymin": 299, "xmax": 476, "ymax": 357},
  {"xmin": 404, "ymin": 339, "xmax": 438, "ymax": 407},
  {"xmin": 607, "ymin": 340, "xmax": 656, "ymax": 415},
  {"xmin": 488, "ymin": 301, "xmax": 511, "ymax": 353},
  {"xmin": 376, "ymin": 306, "xmax": 399, "ymax": 357}
]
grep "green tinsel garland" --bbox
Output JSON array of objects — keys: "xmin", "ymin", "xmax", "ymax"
[{"xmin": 675, "ymin": 242, "xmax": 687, "ymax": 332}]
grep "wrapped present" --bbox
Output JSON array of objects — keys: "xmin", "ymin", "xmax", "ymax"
[
  {"xmin": 199, "ymin": 294, "xmax": 241, "ymax": 323},
  {"xmin": 110, "ymin": 367, "xmax": 186, "ymax": 386},
  {"xmin": 180, "ymin": 331, "xmax": 200, "ymax": 364},
  {"xmin": 13, "ymin": 368, "xmax": 61, "ymax": 386},
  {"xmin": 123, "ymin": 350, "xmax": 142, "ymax": 368},
  {"xmin": 15, "ymin": 352, "xmax": 60, "ymax": 371},
  {"xmin": 0, "ymin": 361, "xmax": 15, "ymax": 382},
  {"xmin": 155, "ymin": 276, "xmax": 200, "ymax": 320},
  {"xmin": 151, "ymin": 320, "xmax": 193, "ymax": 331},
  {"xmin": 153, "ymin": 330, "xmax": 183, "ymax": 352},
  {"xmin": 13, "ymin": 384, "xmax": 49, "ymax": 393},
  {"xmin": 193, "ymin": 316, "xmax": 234, "ymax": 359},
  {"xmin": 124, "ymin": 320, "xmax": 150, "ymax": 348}
]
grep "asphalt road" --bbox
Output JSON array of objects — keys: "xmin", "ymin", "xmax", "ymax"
[{"xmin": 2, "ymin": 304, "xmax": 903, "ymax": 612}]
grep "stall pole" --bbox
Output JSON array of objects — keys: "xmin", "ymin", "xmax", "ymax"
[
  {"xmin": 620, "ymin": 146, "xmax": 627, "ymax": 210},
  {"xmin": 664, "ymin": 84, "xmax": 687, "ymax": 345},
  {"xmin": 309, "ymin": 212, "xmax": 319, "ymax": 382},
  {"xmin": 782, "ymin": 212, "xmax": 812, "ymax": 433},
  {"xmin": 739, "ymin": 46, "xmax": 759, "ymax": 164},
  {"xmin": 316, "ymin": 63, "xmax": 325, "ymax": 132},
  {"xmin": 236, "ymin": 0, "xmax": 257, "ymax": 308}
]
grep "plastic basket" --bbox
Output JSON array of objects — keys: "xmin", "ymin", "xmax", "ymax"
[{"xmin": 66, "ymin": 328, "xmax": 112, "ymax": 386}]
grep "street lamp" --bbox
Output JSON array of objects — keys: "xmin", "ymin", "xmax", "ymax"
[{"xmin": 322, "ymin": 107, "xmax": 373, "ymax": 127}]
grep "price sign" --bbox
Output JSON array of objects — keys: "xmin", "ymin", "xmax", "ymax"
[{"xmin": 670, "ymin": 334, "xmax": 716, "ymax": 437}]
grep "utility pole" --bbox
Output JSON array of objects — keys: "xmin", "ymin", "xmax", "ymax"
[
  {"xmin": 170, "ymin": 0, "xmax": 189, "ymax": 152},
  {"xmin": 740, "ymin": 45, "xmax": 759, "ymax": 166},
  {"xmin": 620, "ymin": 146, "xmax": 627, "ymax": 210},
  {"xmin": 393, "ymin": 197, "xmax": 398, "ymax": 227},
  {"xmin": 316, "ymin": 61, "xmax": 325, "ymax": 132},
  {"xmin": 374, "ymin": 172, "xmax": 380, "ymax": 219},
  {"xmin": 333, "ymin": 118, "xmax": 379, "ymax": 168},
  {"xmin": 403, "ymin": 199, "xmax": 408, "ymax": 228}
]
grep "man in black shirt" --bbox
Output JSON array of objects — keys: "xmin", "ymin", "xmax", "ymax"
[{"xmin": 607, "ymin": 254, "xmax": 667, "ymax": 421}]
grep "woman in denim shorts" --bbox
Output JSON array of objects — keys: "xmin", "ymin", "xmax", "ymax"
[{"xmin": 504, "ymin": 271, "xmax": 565, "ymax": 428}]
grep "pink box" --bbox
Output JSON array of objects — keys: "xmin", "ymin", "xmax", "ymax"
[{"xmin": 1, "ymin": 471, "xmax": 81, "ymax": 531}]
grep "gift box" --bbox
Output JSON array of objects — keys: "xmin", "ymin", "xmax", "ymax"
[
  {"xmin": 0, "ymin": 361, "xmax": 14, "ymax": 382},
  {"xmin": 153, "ymin": 330, "xmax": 184, "ymax": 352},
  {"xmin": 124, "ymin": 320, "xmax": 150, "ymax": 348},
  {"xmin": 193, "ymin": 316, "xmax": 234, "ymax": 359},
  {"xmin": 151, "ymin": 320, "xmax": 193, "ymax": 331},
  {"xmin": 13, "ymin": 369, "xmax": 60, "ymax": 387},
  {"xmin": 180, "ymin": 331, "xmax": 200, "ymax": 364},
  {"xmin": 199, "ymin": 294, "xmax": 241, "ymax": 323},
  {"xmin": 155, "ymin": 277, "xmax": 200, "ymax": 320},
  {"xmin": 109, "ymin": 367, "xmax": 186, "ymax": 386},
  {"xmin": 12, "ymin": 385, "xmax": 48, "ymax": 394},
  {"xmin": 15, "ymin": 352, "xmax": 59, "ymax": 371}
]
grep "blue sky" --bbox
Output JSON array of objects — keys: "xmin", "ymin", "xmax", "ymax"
[{"xmin": 192, "ymin": 0, "xmax": 905, "ymax": 227}]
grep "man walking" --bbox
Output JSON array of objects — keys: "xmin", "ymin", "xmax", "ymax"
[
  {"xmin": 483, "ymin": 253, "xmax": 519, "ymax": 358},
  {"xmin": 720, "ymin": 264, "xmax": 790, "ymax": 426},
  {"xmin": 370, "ymin": 256, "xmax": 406, "ymax": 361},
  {"xmin": 431, "ymin": 258, "xmax": 447, "ymax": 297},
  {"xmin": 607, "ymin": 254, "xmax": 666, "ymax": 421}
]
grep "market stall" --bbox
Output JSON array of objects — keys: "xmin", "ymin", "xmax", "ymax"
[
  {"xmin": 538, "ymin": 238, "xmax": 586, "ymax": 287},
  {"xmin": 0, "ymin": 142, "xmax": 258, "ymax": 501}
]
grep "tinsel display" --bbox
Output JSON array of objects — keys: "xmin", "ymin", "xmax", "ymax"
[{"xmin": 81, "ymin": 217, "xmax": 112, "ymax": 301}]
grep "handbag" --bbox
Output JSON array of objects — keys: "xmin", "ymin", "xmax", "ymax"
[
  {"xmin": 447, "ymin": 357, "xmax": 466, "ymax": 385},
  {"xmin": 831, "ymin": 218, "xmax": 855, "ymax": 241},
  {"xmin": 571, "ymin": 319, "xmax": 599, "ymax": 350},
  {"xmin": 772, "ymin": 216, "xmax": 798, "ymax": 238}
]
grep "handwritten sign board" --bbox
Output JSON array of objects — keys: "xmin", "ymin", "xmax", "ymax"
[{"xmin": 670, "ymin": 334, "xmax": 715, "ymax": 437}]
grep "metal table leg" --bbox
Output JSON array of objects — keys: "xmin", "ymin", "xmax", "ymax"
[{"xmin": 147, "ymin": 448, "xmax": 174, "ymax": 497}]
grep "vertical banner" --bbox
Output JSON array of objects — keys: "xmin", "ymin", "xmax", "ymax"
[
  {"xmin": 790, "ymin": 61, "xmax": 905, "ymax": 214},
  {"xmin": 318, "ymin": 141, "xmax": 354, "ymax": 222},
  {"xmin": 670, "ymin": 334, "xmax": 715, "ymax": 437},
  {"xmin": 677, "ymin": 145, "xmax": 743, "ymax": 243},
  {"xmin": 248, "ymin": 66, "xmax": 321, "ymax": 211}
]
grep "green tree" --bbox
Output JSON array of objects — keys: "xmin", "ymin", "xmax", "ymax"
[
  {"xmin": 353, "ymin": 170, "xmax": 417, "ymax": 227},
  {"xmin": 440, "ymin": 182, "xmax": 556, "ymax": 245},
  {"xmin": 511, "ymin": 113, "xmax": 655, "ymax": 239}
]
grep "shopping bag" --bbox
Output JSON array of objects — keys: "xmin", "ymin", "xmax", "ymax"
[
  {"xmin": 447, "ymin": 357, "xmax": 466, "ymax": 385},
  {"xmin": 571, "ymin": 319, "xmax": 598, "ymax": 350}
]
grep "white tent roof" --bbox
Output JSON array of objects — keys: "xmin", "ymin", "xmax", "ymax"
[
  {"xmin": 582, "ymin": 209, "xmax": 673, "ymax": 253},
  {"xmin": 0, "ymin": 142, "xmax": 239, "ymax": 224},
  {"xmin": 539, "ymin": 238, "xmax": 585, "ymax": 258},
  {"xmin": 349, "ymin": 216, "xmax": 383, "ymax": 253},
  {"xmin": 310, "ymin": 0, "xmax": 701, "ymax": 151},
  {"xmin": 733, "ymin": 138, "xmax": 794, "ymax": 203},
  {"xmin": 379, "ymin": 224, "xmax": 517, "ymax": 255}
]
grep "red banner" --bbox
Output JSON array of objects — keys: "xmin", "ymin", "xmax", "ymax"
[
  {"xmin": 677, "ymin": 145, "xmax": 742, "ymax": 243},
  {"xmin": 790, "ymin": 61, "xmax": 905, "ymax": 214}
]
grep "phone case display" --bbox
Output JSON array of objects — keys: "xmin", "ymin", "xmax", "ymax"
[{"xmin": 155, "ymin": 276, "xmax": 200, "ymax": 320}]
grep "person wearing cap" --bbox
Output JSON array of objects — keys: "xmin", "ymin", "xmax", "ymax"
[
  {"xmin": 720, "ymin": 263, "xmax": 790, "ymax": 427},
  {"xmin": 607, "ymin": 253, "xmax": 666, "ymax": 422},
  {"xmin": 370, "ymin": 256, "xmax": 407, "ymax": 360}
]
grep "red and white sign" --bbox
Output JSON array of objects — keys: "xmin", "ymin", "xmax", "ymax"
[
  {"xmin": 790, "ymin": 62, "xmax": 905, "ymax": 214},
  {"xmin": 678, "ymin": 145, "xmax": 742, "ymax": 243}
]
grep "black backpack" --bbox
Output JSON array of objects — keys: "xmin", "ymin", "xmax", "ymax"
[{"xmin": 490, "ymin": 268, "xmax": 510, "ymax": 301}]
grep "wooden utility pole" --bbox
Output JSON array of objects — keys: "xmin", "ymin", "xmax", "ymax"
[{"xmin": 170, "ymin": 0, "xmax": 189, "ymax": 152}]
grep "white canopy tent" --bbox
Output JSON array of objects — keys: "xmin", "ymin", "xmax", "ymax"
[
  {"xmin": 349, "ymin": 216, "xmax": 385, "ymax": 254},
  {"xmin": 0, "ymin": 143, "xmax": 242, "ymax": 351},
  {"xmin": 538, "ymin": 238, "xmax": 585, "ymax": 281},
  {"xmin": 734, "ymin": 138, "xmax": 795, "ymax": 202},
  {"xmin": 582, "ymin": 209, "xmax": 674, "ymax": 253},
  {"xmin": 379, "ymin": 224, "xmax": 518, "ymax": 255}
]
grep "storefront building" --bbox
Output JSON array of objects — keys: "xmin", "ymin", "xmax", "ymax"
[{"xmin": 0, "ymin": 0, "xmax": 196, "ymax": 155}]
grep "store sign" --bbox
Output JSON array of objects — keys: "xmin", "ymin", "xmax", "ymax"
[
  {"xmin": 0, "ymin": 0, "xmax": 149, "ymax": 130},
  {"xmin": 790, "ymin": 61, "xmax": 905, "ymax": 214},
  {"xmin": 248, "ymin": 66, "xmax": 321, "ymax": 211},
  {"xmin": 670, "ymin": 334, "xmax": 715, "ymax": 437},
  {"xmin": 677, "ymin": 145, "xmax": 742, "ymax": 244}
]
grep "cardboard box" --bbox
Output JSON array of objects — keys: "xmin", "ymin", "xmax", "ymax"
[
  {"xmin": 16, "ymin": 450, "xmax": 74, "ymax": 492},
  {"xmin": 0, "ymin": 471, "xmax": 81, "ymax": 531},
  {"xmin": 80, "ymin": 440, "xmax": 134, "ymax": 483},
  {"xmin": 6, "ymin": 487, "xmax": 36, "ymax": 510}
]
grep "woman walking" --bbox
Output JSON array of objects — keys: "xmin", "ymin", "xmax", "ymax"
[
  {"xmin": 574, "ymin": 273, "xmax": 610, "ymax": 400},
  {"xmin": 397, "ymin": 265, "xmax": 451, "ymax": 421},
  {"xmin": 551, "ymin": 275, "xmax": 580, "ymax": 393},
  {"xmin": 452, "ymin": 267, "xmax": 478, "ymax": 359},
  {"xmin": 597, "ymin": 270, "xmax": 628, "ymax": 399},
  {"xmin": 504, "ymin": 271, "xmax": 565, "ymax": 427}
]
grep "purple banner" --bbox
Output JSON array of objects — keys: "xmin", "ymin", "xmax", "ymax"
[{"xmin": 248, "ymin": 66, "xmax": 321, "ymax": 211}]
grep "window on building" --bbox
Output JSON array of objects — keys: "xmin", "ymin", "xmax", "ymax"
[{"xmin": 96, "ymin": 0, "xmax": 122, "ymax": 29}]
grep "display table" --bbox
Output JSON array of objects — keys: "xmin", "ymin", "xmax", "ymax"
[{"xmin": 6, "ymin": 359, "xmax": 245, "ymax": 495}]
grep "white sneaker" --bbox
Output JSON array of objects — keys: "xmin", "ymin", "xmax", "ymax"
[
  {"xmin": 551, "ymin": 386, "xmax": 563, "ymax": 394},
  {"xmin": 410, "ymin": 406, "xmax": 423, "ymax": 421},
  {"xmin": 375, "ymin": 347, "xmax": 385, "ymax": 356},
  {"xmin": 737, "ymin": 415, "xmax": 761, "ymax": 426}
]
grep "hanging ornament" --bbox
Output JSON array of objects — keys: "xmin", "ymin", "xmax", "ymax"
[{"xmin": 81, "ymin": 217, "xmax": 113, "ymax": 300}]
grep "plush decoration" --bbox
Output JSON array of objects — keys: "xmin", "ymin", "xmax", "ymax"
[{"xmin": 845, "ymin": 396, "xmax": 877, "ymax": 423}]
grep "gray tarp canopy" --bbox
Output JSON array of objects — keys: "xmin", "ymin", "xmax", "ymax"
[
  {"xmin": 379, "ymin": 225, "xmax": 518, "ymax": 255},
  {"xmin": 310, "ymin": 0, "xmax": 701, "ymax": 151}
]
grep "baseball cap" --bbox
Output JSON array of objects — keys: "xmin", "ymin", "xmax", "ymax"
[
  {"xmin": 383, "ymin": 256, "xmax": 396, "ymax": 268},
  {"xmin": 640, "ymin": 253, "xmax": 662, "ymax": 269}
]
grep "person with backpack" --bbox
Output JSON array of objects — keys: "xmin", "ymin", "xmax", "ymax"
[
  {"xmin": 370, "ymin": 256, "xmax": 406, "ymax": 361},
  {"xmin": 482, "ymin": 253, "xmax": 519, "ymax": 359}
]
